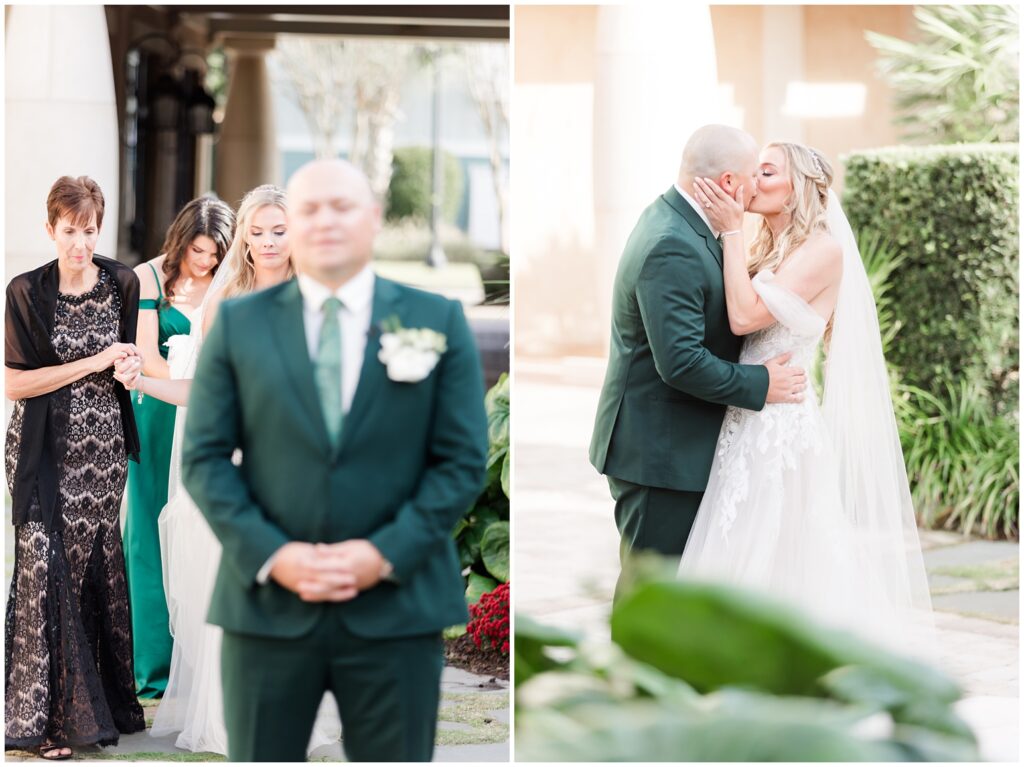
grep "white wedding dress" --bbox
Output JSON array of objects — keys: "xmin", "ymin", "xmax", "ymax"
[
  {"xmin": 679, "ymin": 193, "xmax": 934, "ymax": 655},
  {"xmin": 149, "ymin": 283, "xmax": 341, "ymax": 755}
]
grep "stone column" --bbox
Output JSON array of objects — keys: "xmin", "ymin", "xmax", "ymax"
[
  {"xmin": 5, "ymin": 5, "xmax": 120, "ymax": 279},
  {"xmin": 762, "ymin": 6, "xmax": 804, "ymax": 144},
  {"xmin": 146, "ymin": 92, "xmax": 181, "ymax": 260},
  {"xmin": 592, "ymin": 4, "xmax": 722, "ymax": 350},
  {"xmin": 195, "ymin": 133, "xmax": 215, "ymax": 196},
  {"xmin": 214, "ymin": 36, "xmax": 279, "ymax": 209}
]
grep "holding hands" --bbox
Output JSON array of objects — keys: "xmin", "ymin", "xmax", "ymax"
[
  {"xmin": 112, "ymin": 351, "xmax": 144, "ymax": 390},
  {"xmin": 95, "ymin": 342, "xmax": 142, "ymax": 376}
]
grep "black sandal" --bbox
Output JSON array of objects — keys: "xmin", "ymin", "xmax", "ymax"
[{"xmin": 37, "ymin": 743, "xmax": 73, "ymax": 760}]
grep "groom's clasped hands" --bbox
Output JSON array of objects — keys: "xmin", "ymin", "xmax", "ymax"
[{"xmin": 270, "ymin": 539, "xmax": 387, "ymax": 602}]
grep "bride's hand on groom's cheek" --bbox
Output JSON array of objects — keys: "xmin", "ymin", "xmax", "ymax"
[{"xmin": 693, "ymin": 177, "xmax": 744, "ymax": 231}]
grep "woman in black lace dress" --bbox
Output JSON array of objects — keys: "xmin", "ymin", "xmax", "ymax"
[{"xmin": 5, "ymin": 177, "xmax": 146, "ymax": 758}]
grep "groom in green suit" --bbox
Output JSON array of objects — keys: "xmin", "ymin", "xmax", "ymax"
[
  {"xmin": 589, "ymin": 125, "xmax": 806, "ymax": 599},
  {"xmin": 182, "ymin": 160, "xmax": 488, "ymax": 761}
]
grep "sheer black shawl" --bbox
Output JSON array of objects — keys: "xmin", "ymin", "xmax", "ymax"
[{"xmin": 5, "ymin": 255, "xmax": 141, "ymax": 531}]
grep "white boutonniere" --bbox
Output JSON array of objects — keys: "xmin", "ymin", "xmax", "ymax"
[{"xmin": 377, "ymin": 317, "xmax": 447, "ymax": 383}]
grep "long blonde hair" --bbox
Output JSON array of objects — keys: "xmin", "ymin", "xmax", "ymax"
[
  {"xmin": 748, "ymin": 143, "xmax": 834, "ymax": 276},
  {"xmin": 220, "ymin": 185, "xmax": 291, "ymax": 299}
]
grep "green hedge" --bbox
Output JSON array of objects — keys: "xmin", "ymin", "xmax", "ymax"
[
  {"xmin": 842, "ymin": 145, "xmax": 1019, "ymax": 415},
  {"xmin": 386, "ymin": 146, "xmax": 465, "ymax": 223},
  {"xmin": 844, "ymin": 145, "xmax": 1019, "ymax": 538}
]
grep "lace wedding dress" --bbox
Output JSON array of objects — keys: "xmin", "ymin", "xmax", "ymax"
[
  {"xmin": 679, "ymin": 193, "xmax": 934, "ymax": 654},
  {"xmin": 149, "ymin": 285, "xmax": 341, "ymax": 755}
]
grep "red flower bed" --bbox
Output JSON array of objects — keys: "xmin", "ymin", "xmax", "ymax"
[{"xmin": 467, "ymin": 582, "xmax": 510, "ymax": 655}]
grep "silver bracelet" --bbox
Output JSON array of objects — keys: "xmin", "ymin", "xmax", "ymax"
[
  {"xmin": 720, "ymin": 229, "xmax": 742, "ymax": 238},
  {"xmin": 136, "ymin": 376, "xmax": 145, "ymax": 405}
]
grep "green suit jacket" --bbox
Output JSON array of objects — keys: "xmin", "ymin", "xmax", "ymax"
[
  {"xmin": 182, "ymin": 276, "xmax": 488, "ymax": 640},
  {"xmin": 589, "ymin": 186, "xmax": 770, "ymax": 492}
]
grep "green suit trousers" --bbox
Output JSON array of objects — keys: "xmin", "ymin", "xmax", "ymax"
[
  {"xmin": 608, "ymin": 476, "xmax": 703, "ymax": 602},
  {"xmin": 221, "ymin": 612, "xmax": 443, "ymax": 762}
]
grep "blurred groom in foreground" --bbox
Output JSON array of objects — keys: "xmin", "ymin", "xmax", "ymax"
[{"xmin": 183, "ymin": 159, "xmax": 489, "ymax": 761}]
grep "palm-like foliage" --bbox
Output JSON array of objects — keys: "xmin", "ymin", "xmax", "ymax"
[
  {"xmin": 898, "ymin": 381, "xmax": 1019, "ymax": 540},
  {"xmin": 813, "ymin": 232, "xmax": 905, "ymax": 396},
  {"xmin": 866, "ymin": 5, "xmax": 1019, "ymax": 143},
  {"xmin": 858, "ymin": 231, "xmax": 907, "ymax": 359}
]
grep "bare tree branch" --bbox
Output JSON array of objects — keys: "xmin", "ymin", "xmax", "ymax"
[
  {"xmin": 274, "ymin": 37, "xmax": 354, "ymax": 159},
  {"xmin": 463, "ymin": 43, "xmax": 509, "ymax": 254}
]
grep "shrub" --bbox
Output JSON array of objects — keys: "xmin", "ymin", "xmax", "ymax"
[
  {"xmin": 845, "ymin": 149, "xmax": 1019, "ymax": 538},
  {"xmin": 468, "ymin": 582, "xmax": 510, "ymax": 655},
  {"xmin": 857, "ymin": 230, "xmax": 907, "ymax": 361},
  {"xmin": 481, "ymin": 250, "xmax": 510, "ymax": 305},
  {"xmin": 843, "ymin": 144, "xmax": 1019, "ymax": 416},
  {"xmin": 813, "ymin": 232, "xmax": 906, "ymax": 399},
  {"xmin": 897, "ymin": 381, "xmax": 1019, "ymax": 540},
  {"xmin": 374, "ymin": 218, "xmax": 490, "ymax": 265},
  {"xmin": 386, "ymin": 146, "xmax": 465, "ymax": 223},
  {"xmin": 453, "ymin": 373, "xmax": 509, "ymax": 607}
]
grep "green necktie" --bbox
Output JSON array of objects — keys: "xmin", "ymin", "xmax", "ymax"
[{"xmin": 315, "ymin": 296, "xmax": 343, "ymax": 447}]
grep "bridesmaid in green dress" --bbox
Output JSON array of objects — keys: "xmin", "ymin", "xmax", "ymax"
[{"xmin": 125, "ymin": 196, "xmax": 235, "ymax": 697}]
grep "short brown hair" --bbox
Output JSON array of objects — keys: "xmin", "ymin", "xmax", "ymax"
[{"xmin": 46, "ymin": 175, "xmax": 105, "ymax": 230}]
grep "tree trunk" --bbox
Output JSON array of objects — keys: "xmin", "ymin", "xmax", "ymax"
[{"xmin": 364, "ymin": 89, "xmax": 401, "ymax": 198}]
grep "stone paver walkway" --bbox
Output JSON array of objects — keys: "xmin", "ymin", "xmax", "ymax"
[
  {"xmin": 3, "ymin": 666, "xmax": 508, "ymax": 762},
  {"xmin": 515, "ymin": 356, "xmax": 1019, "ymax": 762}
]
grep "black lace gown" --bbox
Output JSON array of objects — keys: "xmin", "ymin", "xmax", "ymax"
[{"xmin": 5, "ymin": 269, "xmax": 145, "ymax": 750}]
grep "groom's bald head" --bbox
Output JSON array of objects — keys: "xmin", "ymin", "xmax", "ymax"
[
  {"xmin": 678, "ymin": 125, "xmax": 760, "ymax": 209},
  {"xmin": 285, "ymin": 158, "xmax": 381, "ymax": 289}
]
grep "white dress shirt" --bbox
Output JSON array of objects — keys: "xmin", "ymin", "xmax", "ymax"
[
  {"xmin": 255, "ymin": 264, "xmax": 376, "ymax": 585},
  {"xmin": 674, "ymin": 183, "xmax": 719, "ymax": 239},
  {"xmin": 296, "ymin": 265, "xmax": 375, "ymax": 416}
]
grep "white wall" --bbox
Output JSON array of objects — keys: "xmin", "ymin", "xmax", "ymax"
[{"xmin": 5, "ymin": 5, "xmax": 120, "ymax": 280}]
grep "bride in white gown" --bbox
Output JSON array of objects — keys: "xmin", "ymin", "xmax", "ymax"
[
  {"xmin": 680, "ymin": 143, "xmax": 934, "ymax": 652},
  {"xmin": 117, "ymin": 186, "xmax": 341, "ymax": 754}
]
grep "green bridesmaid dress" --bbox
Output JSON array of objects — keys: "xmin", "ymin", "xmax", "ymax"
[{"xmin": 124, "ymin": 262, "xmax": 191, "ymax": 698}]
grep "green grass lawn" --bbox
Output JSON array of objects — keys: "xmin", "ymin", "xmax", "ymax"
[{"xmin": 931, "ymin": 558, "xmax": 1019, "ymax": 594}]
